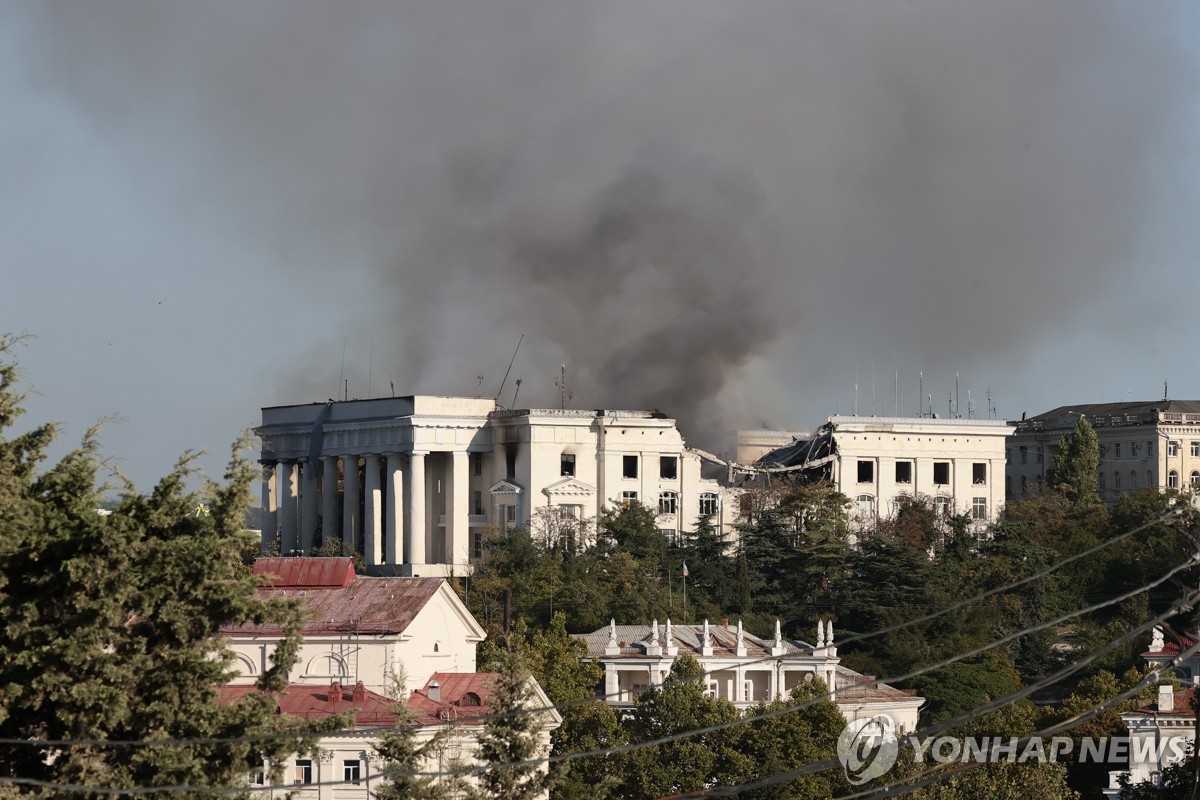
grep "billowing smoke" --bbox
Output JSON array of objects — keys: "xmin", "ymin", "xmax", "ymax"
[{"xmin": 5, "ymin": 1, "xmax": 1197, "ymax": 457}]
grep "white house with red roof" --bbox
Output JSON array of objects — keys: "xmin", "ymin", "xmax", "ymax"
[
  {"xmin": 575, "ymin": 618, "xmax": 923, "ymax": 734},
  {"xmin": 1104, "ymin": 626, "xmax": 1199, "ymax": 796},
  {"xmin": 218, "ymin": 558, "xmax": 560, "ymax": 797}
]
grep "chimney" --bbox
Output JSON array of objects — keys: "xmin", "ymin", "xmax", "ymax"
[
  {"xmin": 328, "ymin": 681, "xmax": 343, "ymax": 708},
  {"xmin": 1159, "ymin": 684, "xmax": 1175, "ymax": 713},
  {"xmin": 352, "ymin": 681, "xmax": 366, "ymax": 703},
  {"xmin": 428, "ymin": 680, "xmax": 441, "ymax": 702}
]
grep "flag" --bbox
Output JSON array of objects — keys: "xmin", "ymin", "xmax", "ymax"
[{"xmin": 682, "ymin": 562, "xmax": 689, "ymax": 578}]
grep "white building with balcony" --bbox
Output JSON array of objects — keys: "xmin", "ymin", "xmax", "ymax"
[
  {"xmin": 574, "ymin": 618, "xmax": 923, "ymax": 733},
  {"xmin": 256, "ymin": 397, "xmax": 735, "ymax": 576}
]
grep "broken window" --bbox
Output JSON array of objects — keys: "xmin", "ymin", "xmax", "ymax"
[
  {"xmin": 561, "ymin": 453, "xmax": 576, "ymax": 477},
  {"xmin": 933, "ymin": 462, "xmax": 950, "ymax": 485},
  {"xmin": 659, "ymin": 491, "xmax": 678, "ymax": 515},
  {"xmin": 857, "ymin": 460, "xmax": 874, "ymax": 484},
  {"xmin": 895, "ymin": 461, "xmax": 912, "ymax": 484},
  {"xmin": 659, "ymin": 528, "xmax": 679, "ymax": 547},
  {"xmin": 699, "ymin": 492, "xmax": 719, "ymax": 516},
  {"xmin": 972, "ymin": 463, "xmax": 986, "ymax": 485},
  {"xmin": 623, "ymin": 455, "xmax": 638, "ymax": 479},
  {"xmin": 621, "ymin": 491, "xmax": 638, "ymax": 506},
  {"xmin": 855, "ymin": 494, "xmax": 876, "ymax": 518},
  {"xmin": 660, "ymin": 456, "xmax": 678, "ymax": 480},
  {"xmin": 934, "ymin": 495, "xmax": 951, "ymax": 517}
]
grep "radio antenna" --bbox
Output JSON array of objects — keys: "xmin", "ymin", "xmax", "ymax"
[{"xmin": 495, "ymin": 334, "xmax": 524, "ymax": 405}]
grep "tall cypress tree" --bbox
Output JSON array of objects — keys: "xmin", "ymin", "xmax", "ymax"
[{"xmin": 1045, "ymin": 414, "xmax": 1100, "ymax": 504}]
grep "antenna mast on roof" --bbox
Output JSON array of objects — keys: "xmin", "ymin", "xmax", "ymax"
[
  {"xmin": 494, "ymin": 334, "xmax": 524, "ymax": 406},
  {"xmin": 919, "ymin": 372, "xmax": 924, "ymax": 417},
  {"xmin": 511, "ymin": 378, "xmax": 522, "ymax": 408},
  {"xmin": 1164, "ymin": 380, "xmax": 1169, "ymax": 402}
]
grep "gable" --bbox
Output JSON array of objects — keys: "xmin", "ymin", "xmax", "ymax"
[{"xmin": 542, "ymin": 477, "xmax": 597, "ymax": 498}]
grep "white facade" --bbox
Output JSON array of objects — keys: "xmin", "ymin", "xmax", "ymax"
[
  {"xmin": 1007, "ymin": 401, "xmax": 1200, "ymax": 505},
  {"xmin": 575, "ymin": 618, "xmax": 923, "ymax": 734},
  {"xmin": 257, "ymin": 397, "xmax": 735, "ymax": 575},
  {"xmin": 771, "ymin": 416, "xmax": 1013, "ymax": 529},
  {"xmin": 221, "ymin": 558, "xmax": 560, "ymax": 799}
]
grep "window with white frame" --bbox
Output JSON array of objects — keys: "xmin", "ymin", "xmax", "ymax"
[
  {"xmin": 1192, "ymin": 471, "xmax": 1200, "ymax": 487},
  {"xmin": 559, "ymin": 504, "xmax": 582, "ymax": 519},
  {"xmin": 621, "ymin": 490, "xmax": 638, "ymax": 506},
  {"xmin": 699, "ymin": 492, "xmax": 719, "ymax": 516},
  {"xmin": 855, "ymin": 495, "xmax": 876, "ymax": 518},
  {"xmin": 744, "ymin": 680, "xmax": 755, "ymax": 702},
  {"xmin": 295, "ymin": 759, "xmax": 313, "ymax": 785},
  {"xmin": 971, "ymin": 497, "xmax": 987, "ymax": 520},
  {"xmin": 706, "ymin": 680, "xmax": 719, "ymax": 699},
  {"xmin": 343, "ymin": 760, "xmax": 362, "ymax": 785},
  {"xmin": 934, "ymin": 495, "xmax": 951, "ymax": 517},
  {"xmin": 1169, "ymin": 441, "xmax": 1180, "ymax": 457},
  {"xmin": 659, "ymin": 528, "xmax": 679, "ymax": 547},
  {"xmin": 659, "ymin": 491, "xmax": 678, "ymax": 515},
  {"xmin": 1192, "ymin": 442, "xmax": 1200, "ymax": 458},
  {"xmin": 1169, "ymin": 470, "xmax": 1179, "ymax": 489}
]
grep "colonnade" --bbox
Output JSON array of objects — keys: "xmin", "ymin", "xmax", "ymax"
[{"xmin": 259, "ymin": 450, "xmax": 471, "ymax": 569}]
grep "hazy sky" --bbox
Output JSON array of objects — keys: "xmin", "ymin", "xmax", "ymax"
[{"xmin": 3, "ymin": 2, "xmax": 1199, "ymax": 491}]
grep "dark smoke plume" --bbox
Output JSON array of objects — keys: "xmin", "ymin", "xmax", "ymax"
[{"xmin": 5, "ymin": 1, "xmax": 1196, "ymax": 452}]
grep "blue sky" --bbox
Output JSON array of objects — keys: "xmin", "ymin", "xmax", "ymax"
[{"xmin": 2, "ymin": 2, "xmax": 1199, "ymax": 491}]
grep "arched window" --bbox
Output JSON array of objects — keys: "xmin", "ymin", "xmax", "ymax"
[
  {"xmin": 460, "ymin": 692, "xmax": 482, "ymax": 707},
  {"xmin": 1113, "ymin": 472, "xmax": 1121, "ymax": 490},
  {"xmin": 1169, "ymin": 470, "xmax": 1179, "ymax": 489},
  {"xmin": 1098, "ymin": 473, "xmax": 1105, "ymax": 492},
  {"xmin": 658, "ymin": 491, "xmax": 678, "ymax": 515},
  {"xmin": 304, "ymin": 653, "xmax": 348, "ymax": 679},
  {"xmin": 855, "ymin": 495, "xmax": 876, "ymax": 518},
  {"xmin": 698, "ymin": 492, "xmax": 720, "ymax": 517},
  {"xmin": 1191, "ymin": 471, "xmax": 1200, "ymax": 487},
  {"xmin": 934, "ymin": 495, "xmax": 951, "ymax": 517},
  {"xmin": 1129, "ymin": 471, "xmax": 1137, "ymax": 489}
]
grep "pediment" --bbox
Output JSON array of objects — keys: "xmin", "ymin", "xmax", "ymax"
[
  {"xmin": 489, "ymin": 479, "xmax": 523, "ymax": 497},
  {"xmin": 542, "ymin": 477, "xmax": 598, "ymax": 497}
]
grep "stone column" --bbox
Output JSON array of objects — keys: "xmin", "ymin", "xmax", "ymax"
[
  {"xmin": 300, "ymin": 460, "xmax": 319, "ymax": 552},
  {"xmin": 260, "ymin": 463, "xmax": 278, "ymax": 553},
  {"xmin": 385, "ymin": 453, "xmax": 405, "ymax": 565},
  {"xmin": 277, "ymin": 460, "xmax": 298, "ymax": 554},
  {"xmin": 321, "ymin": 456, "xmax": 340, "ymax": 545},
  {"xmin": 447, "ymin": 450, "xmax": 469, "ymax": 567},
  {"xmin": 407, "ymin": 451, "xmax": 427, "ymax": 566},
  {"xmin": 605, "ymin": 666, "xmax": 619, "ymax": 702},
  {"xmin": 342, "ymin": 457, "xmax": 360, "ymax": 553},
  {"xmin": 363, "ymin": 454, "xmax": 382, "ymax": 567}
]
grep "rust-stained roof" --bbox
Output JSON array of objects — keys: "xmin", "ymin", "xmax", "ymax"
[
  {"xmin": 253, "ymin": 557, "xmax": 356, "ymax": 588},
  {"xmin": 407, "ymin": 672, "xmax": 497, "ymax": 724},
  {"xmin": 222, "ymin": 559, "xmax": 444, "ymax": 636},
  {"xmin": 1143, "ymin": 632, "xmax": 1198, "ymax": 658},
  {"xmin": 217, "ymin": 674, "xmax": 498, "ymax": 728}
]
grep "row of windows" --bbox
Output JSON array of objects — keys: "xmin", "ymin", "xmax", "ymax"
[
  {"xmin": 1013, "ymin": 440, "xmax": 1200, "ymax": 465},
  {"xmin": 470, "ymin": 451, "xmax": 686, "ymax": 480},
  {"xmin": 852, "ymin": 494, "xmax": 986, "ymax": 520},
  {"xmin": 857, "ymin": 460, "xmax": 984, "ymax": 486},
  {"xmin": 281, "ymin": 758, "xmax": 361, "ymax": 786},
  {"xmin": 621, "ymin": 491, "xmax": 720, "ymax": 516}
]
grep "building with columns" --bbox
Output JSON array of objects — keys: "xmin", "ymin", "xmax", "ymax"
[
  {"xmin": 257, "ymin": 396, "xmax": 736, "ymax": 576},
  {"xmin": 574, "ymin": 618, "xmax": 923, "ymax": 733}
]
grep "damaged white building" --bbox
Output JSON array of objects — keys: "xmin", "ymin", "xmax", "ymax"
[{"xmin": 256, "ymin": 396, "xmax": 737, "ymax": 575}]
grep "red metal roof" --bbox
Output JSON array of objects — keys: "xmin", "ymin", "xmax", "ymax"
[
  {"xmin": 253, "ymin": 557, "xmax": 356, "ymax": 588},
  {"xmin": 407, "ymin": 672, "xmax": 497, "ymax": 724},
  {"xmin": 217, "ymin": 673, "xmax": 498, "ymax": 728},
  {"xmin": 222, "ymin": 560, "xmax": 445, "ymax": 637},
  {"xmin": 1142, "ymin": 632, "xmax": 1198, "ymax": 657}
]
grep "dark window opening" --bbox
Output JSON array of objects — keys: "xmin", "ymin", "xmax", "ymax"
[
  {"xmin": 895, "ymin": 462, "xmax": 912, "ymax": 484},
  {"xmin": 933, "ymin": 462, "xmax": 950, "ymax": 485},
  {"xmin": 505, "ymin": 444, "xmax": 517, "ymax": 479},
  {"xmin": 623, "ymin": 455, "xmax": 638, "ymax": 479},
  {"xmin": 857, "ymin": 460, "xmax": 874, "ymax": 483},
  {"xmin": 972, "ymin": 463, "xmax": 986, "ymax": 485},
  {"xmin": 660, "ymin": 456, "xmax": 678, "ymax": 480},
  {"xmin": 561, "ymin": 453, "xmax": 576, "ymax": 477}
]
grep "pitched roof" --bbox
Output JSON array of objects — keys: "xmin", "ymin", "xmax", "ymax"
[
  {"xmin": 253, "ymin": 557, "xmax": 356, "ymax": 588},
  {"xmin": 407, "ymin": 672, "xmax": 497, "ymax": 724},
  {"xmin": 217, "ymin": 682, "xmax": 401, "ymax": 726},
  {"xmin": 1143, "ymin": 631, "xmax": 1198, "ymax": 658},
  {"xmin": 217, "ymin": 674, "xmax": 500, "ymax": 728},
  {"xmin": 221, "ymin": 558, "xmax": 445, "ymax": 636},
  {"xmin": 1126, "ymin": 687, "xmax": 1197, "ymax": 718}
]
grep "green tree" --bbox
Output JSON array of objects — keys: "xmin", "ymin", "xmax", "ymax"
[
  {"xmin": 374, "ymin": 674, "xmax": 464, "ymax": 800},
  {"xmin": 0, "ymin": 335, "xmax": 321, "ymax": 796},
  {"xmin": 469, "ymin": 656, "xmax": 555, "ymax": 800},
  {"xmin": 1045, "ymin": 415, "xmax": 1100, "ymax": 504}
]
